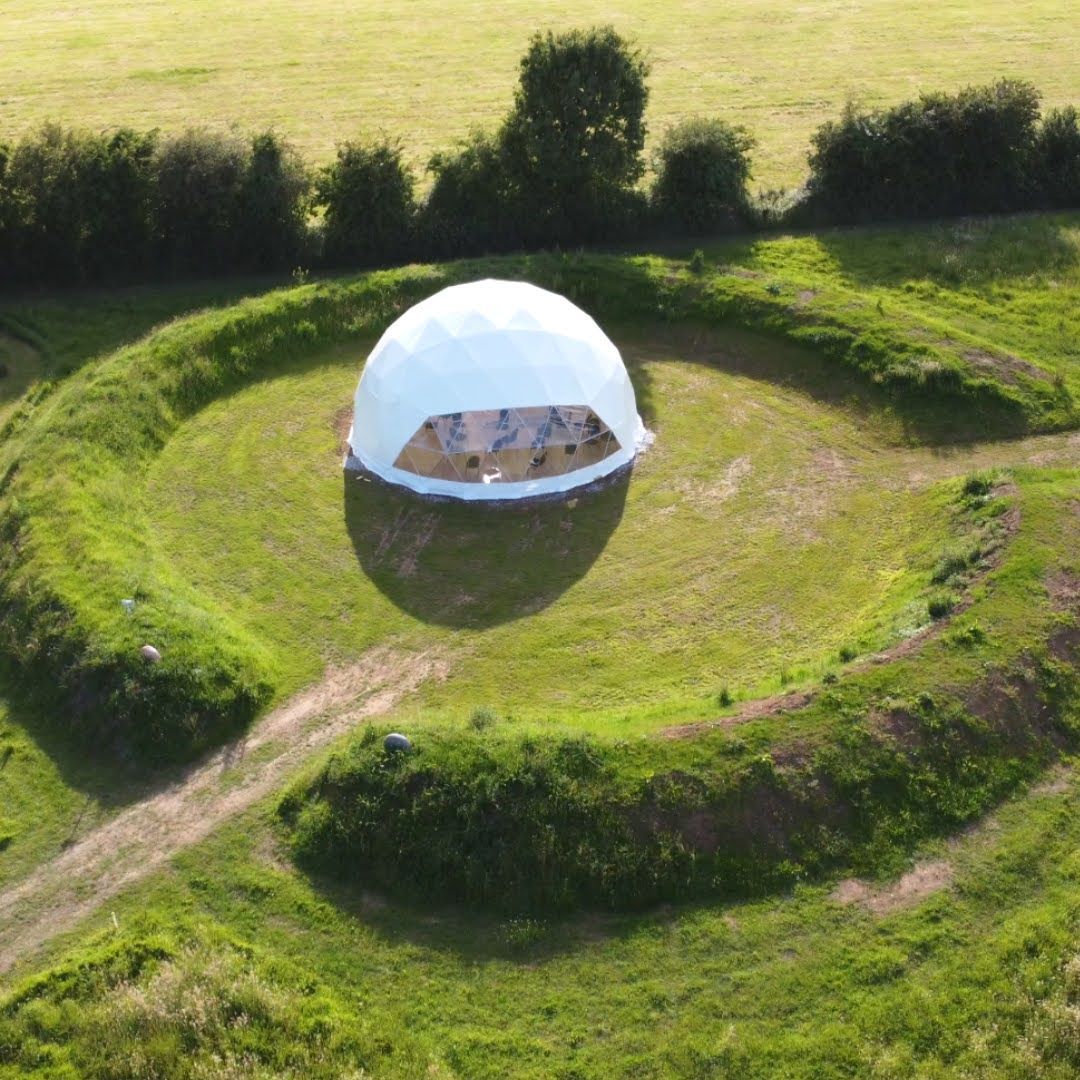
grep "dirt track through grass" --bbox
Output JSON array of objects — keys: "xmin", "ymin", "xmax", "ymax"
[{"xmin": 0, "ymin": 646, "xmax": 447, "ymax": 976}]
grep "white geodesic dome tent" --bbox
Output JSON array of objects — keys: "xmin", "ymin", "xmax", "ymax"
[{"xmin": 346, "ymin": 279, "xmax": 645, "ymax": 501}]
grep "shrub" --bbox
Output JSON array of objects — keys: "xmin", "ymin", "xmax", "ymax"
[
  {"xmin": 1033, "ymin": 106, "xmax": 1080, "ymax": 208},
  {"xmin": 807, "ymin": 80, "xmax": 1042, "ymax": 221},
  {"xmin": 500, "ymin": 917, "xmax": 547, "ymax": 952},
  {"xmin": 932, "ymin": 550, "xmax": 973, "ymax": 585},
  {"xmin": 962, "ymin": 471, "xmax": 998, "ymax": 500},
  {"xmin": 234, "ymin": 131, "xmax": 311, "ymax": 270},
  {"xmin": 2, "ymin": 124, "xmax": 88, "ymax": 281},
  {"xmin": 502, "ymin": 26, "xmax": 650, "ymax": 243},
  {"xmin": 316, "ymin": 138, "xmax": 415, "ymax": 267},
  {"xmin": 153, "ymin": 128, "xmax": 249, "ymax": 273},
  {"xmin": 421, "ymin": 129, "xmax": 521, "ymax": 256},
  {"xmin": 469, "ymin": 704, "xmax": 500, "ymax": 731},
  {"xmin": 928, "ymin": 592, "xmax": 957, "ymax": 620},
  {"xmin": 652, "ymin": 117, "xmax": 755, "ymax": 231},
  {"xmin": 85, "ymin": 128, "xmax": 158, "ymax": 278},
  {"xmin": 0, "ymin": 124, "xmax": 156, "ymax": 283}
]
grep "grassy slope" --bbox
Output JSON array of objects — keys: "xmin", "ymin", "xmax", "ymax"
[
  {"xmin": 6, "ymin": 760, "xmax": 1080, "ymax": 1078},
  {"xmin": 0, "ymin": 278, "xmax": 298, "ymax": 888},
  {"xmin": 1, "ymin": 0, "xmax": 1077, "ymax": 188},
  {"xmin": 710, "ymin": 215, "xmax": 1080, "ymax": 403},
  {"xmin": 0, "ymin": 332, "xmax": 44, "ymax": 430}
]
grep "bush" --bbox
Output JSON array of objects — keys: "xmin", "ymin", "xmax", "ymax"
[
  {"xmin": 84, "ymin": 128, "xmax": 159, "ymax": 278},
  {"xmin": 234, "ymin": 131, "xmax": 311, "ymax": 270},
  {"xmin": 316, "ymin": 138, "xmax": 415, "ymax": 267},
  {"xmin": 807, "ymin": 79, "xmax": 1042, "ymax": 221},
  {"xmin": 652, "ymin": 117, "xmax": 755, "ymax": 231},
  {"xmin": 469, "ymin": 704, "xmax": 500, "ymax": 731},
  {"xmin": 421, "ymin": 129, "xmax": 521, "ymax": 256},
  {"xmin": 0, "ymin": 124, "xmax": 157, "ymax": 283},
  {"xmin": 153, "ymin": 128, "xmax": 249, "ymax": 273},
  {"xmin": 502, "ymin": 26, "xmax": 650, "ymax": 244},
  {"xmin": 3, "ymin": 124, "xmax": 92, "ymax": 282},
  {"xmin": 1033, "ymin": 106, "xmax": 1080, "ymax": 208}
]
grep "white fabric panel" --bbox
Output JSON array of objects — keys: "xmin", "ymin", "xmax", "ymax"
[{"xmin": 349, "ymin": 279, "xmax": 645, "ymax": 501}]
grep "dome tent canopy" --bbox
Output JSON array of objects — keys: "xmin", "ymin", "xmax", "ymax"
[{"xmin": 347, "ymin": 279, "xmax": 645, "ymax": 501}]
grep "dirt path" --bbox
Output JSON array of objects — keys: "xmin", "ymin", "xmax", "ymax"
[{"xmin": 0, "ymin": 646, "xmax": 447, "ymax": 977}]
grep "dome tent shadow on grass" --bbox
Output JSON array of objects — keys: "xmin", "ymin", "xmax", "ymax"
[{"xmin": 342, "ymin": 467, "xmax": 630, "ymax": 629}]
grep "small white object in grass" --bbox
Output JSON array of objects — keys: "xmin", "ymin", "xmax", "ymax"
[
  {"xmin": 140, "ymin": 644, "xmax": 162, "ymax": 663},
  {"xmin": 384, "ymin": 732, "xmax": 412, "ymax": 752},
  {"xmin": 120, "ymin": 599, "xmax": 136, "ymax": 614}
]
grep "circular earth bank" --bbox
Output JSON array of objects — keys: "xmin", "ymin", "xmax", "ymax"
[
  {"xmin": 145, "ymin": 325, "xmax": 961, "ymax": 734},
  {"xmin": 1, "ymin": 259, "xmax": 1076, "ymax": 911},
  {"xmin": 143, "ymin": 318, "xmax": 1079, "ymax": 910}
]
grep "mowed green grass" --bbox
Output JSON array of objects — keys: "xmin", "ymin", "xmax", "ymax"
[
  {"xmin": 144, "ymin": 326, "xmax": 975, "ymax": 736},
  {"xmin": 2, "ymin": 0, "xmax": 1078, "ymax": 188}
]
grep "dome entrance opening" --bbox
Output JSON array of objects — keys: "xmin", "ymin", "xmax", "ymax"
[{"xmin": 392, "ymin": 405, "xmax": 621, "ymax": 485}]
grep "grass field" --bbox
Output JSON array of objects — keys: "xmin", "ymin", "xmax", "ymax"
[
  {"xmin": 0, "ymin": 212, "xmax": 1079, "ymax": 1075},
  {"xmin": 2, "ymin": 0, "xmax": 1078, "ymax": 189},
  {"xmin": 142, "ymin": 323, "xmax": 1073, "ymax": 735},
  {"xmin": 145, "ymin": 329, "xmax": 964, "ymax": 730}
]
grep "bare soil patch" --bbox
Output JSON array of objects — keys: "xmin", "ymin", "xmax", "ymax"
[
  {"xmin": 0, "ymin": 646, "xmax": 447, "ymax": 977},
  {"xmin": 1030, "ymin": 765, "xmax": 1074, "ymax": 797},
  {"xmin": 1047, "ymin": 570, "xmax": 1080, "ymax": 611},
  {"xmin": 963, "ymin": 347, "xmax": 1050, "ymax": 386},
  {"xmin": 832, "ymin": 858, "xmax": 954, "ymax": 915},
  {"xmin": 660, "ymin": 689, "xmax": 814, "ymax": 739},
  {"xmin": 332, "ymin": 402, "xmax": 353, "ymax": 455}
]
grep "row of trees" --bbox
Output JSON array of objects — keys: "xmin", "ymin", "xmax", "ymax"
[{"xmin": 1, "ymin": 26, "xmax": 1078, "ymax": 287}]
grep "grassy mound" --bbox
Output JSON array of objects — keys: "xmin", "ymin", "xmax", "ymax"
[
  {"xmin": 11, "ymin": 762, "xmax": 1080, "ymax": 1079},
  {"xmin": 0, "ymin": 221, "xmax": 1075, "ymax": 767},
  {"xmin": 279, "ymin": 470, "xmax": 1080, "ymax": 910},
  {"xmin": 0, "ymin": 274, "xmax": 430, "ymax": 760},
  {"xmin": 0, "ymin": 919, "xmax": 424, "ymax": 1078}
]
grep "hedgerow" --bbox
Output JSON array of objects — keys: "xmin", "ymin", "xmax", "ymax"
[
  {"xmin": 805, "ymin": 80, "xmax": 1045, "ymax": 222},
  {"xmin": 0, "ymin": 29, "xmax": 1076, "ymax": 287}
]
